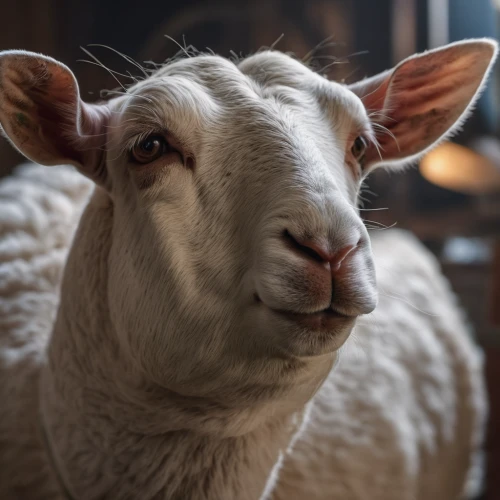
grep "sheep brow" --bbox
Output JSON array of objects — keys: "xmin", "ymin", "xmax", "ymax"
[
  {"xmin": 71, "ymin": 116, "xmax": 152, "ymax": 154},
  {"xmin": 76, "ymin": 119, "xmax": 148, "ymax": 152},
  {"xmin": 126, "ymin": 103, "xmax": 158, "ymax": 117}
]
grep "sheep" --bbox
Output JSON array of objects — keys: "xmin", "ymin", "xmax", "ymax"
[{"xmin": 0, "ymin": 39, "xmax": 496, "ymax": 500}]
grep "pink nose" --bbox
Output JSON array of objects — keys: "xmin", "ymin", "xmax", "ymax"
[{"xmin": 284, "ymin": 230, "xmax": 358, "ymax": 274}]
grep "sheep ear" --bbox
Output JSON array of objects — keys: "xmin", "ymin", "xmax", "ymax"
[
  {"xmin": 348, "ymin": 39, "xmax": 498, "ymax": 169},
  {"xmin": 0, "ymin": 50, "xmax": 109, "ymax": 185}
]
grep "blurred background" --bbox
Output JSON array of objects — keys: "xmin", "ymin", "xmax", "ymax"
[{"xmin": 1, "ymin": 0, "xmax": 499, "ymax": 497}]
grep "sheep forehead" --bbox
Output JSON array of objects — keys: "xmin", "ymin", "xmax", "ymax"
[
  {"xmin": 239, "ymin": 51, "xmax": 367, "ymax": 117},
  {"xmin": 113, "ymin": 52, "xmax": 369, "ymax": 153},
  {"xmin": 128, "ymin": 51, "xmax": 365, "ymax": 113}
]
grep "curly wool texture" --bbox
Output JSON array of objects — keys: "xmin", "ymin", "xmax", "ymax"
[
  {"xmin": 275, "ymin": 231, "xmax": 487, "ymax": 500},
  {"xmin": 0, "ymin": 163, "xmax": 487, "ymax": 500},
  {"xmin": 0, "ymin": 163, "xmax": 92, "ymax": 497}
]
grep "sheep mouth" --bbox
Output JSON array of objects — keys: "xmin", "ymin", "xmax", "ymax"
[
  {"xmin": 255, "ymin": 295, "xmax": 355, "ymax": 331},
  {"xmin": 271, "ymin": 307, "xmax": 353, "ymax": 331}
]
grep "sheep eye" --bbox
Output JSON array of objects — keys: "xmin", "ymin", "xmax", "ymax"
[
  {"xmin": 131, "ymin": 135, "xmax": 169, "ymax": 164},
  {"xmin": 351, "ymin": 136, "xmax": 367, "ymax": 161}
]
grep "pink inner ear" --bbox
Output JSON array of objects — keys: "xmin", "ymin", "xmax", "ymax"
[
  {"xmin": 0, "ymin": 53, "xmax": 110, "ymax": 184},
  {"xmin": 357, "ymin": 42, "xmax": 497, "ymax": 166},
  {"xmin": 28, "ymin": 64, "xmax": 83, "ymax": 163},
  {"xmin": 29, "ymin": 64, "xmax": 109, "ymax": 169},
  {"xmin": 357, "ymin": 77, "xmax": 391, "ymax": 115}
]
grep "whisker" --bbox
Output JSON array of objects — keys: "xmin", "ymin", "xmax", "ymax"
[
  {"xmin": 366, "ymin": 226, "xmax": 397, "ymax": 232},
  {"xmin": 360, "ymin": 78, "xmax": 388, "ymax": 107},
  {"xmin": 307, "ymin": 41, "xmax": 341, "ymax": 56},
  {"xmin": 319, "ymin": 60, "xmax": 349, "ymax": 74},
  {"xmin": 142, "ymin": 60, "xmax": 163, "ymax": 70},
  {"xmin": 342, "ymin": 50, "xmax": 370, "ymax": 60},
  {"xmin": 341, "ymin": 65, "xmax": 362, "ymax": 83},
  {"xmin": 102, "ymin": 90, "xmax": 155, "ymax": 104},
  {"xmin": 79, "ymin": 46, "xmax": 127, "ymax": 92},
  {"xmin": 363, "ymin": 219, "xmax": 397, "ymax": 230},
  {"xmin": 368, "ymin": 111, "xmax": 397, "ymax": 123},
  {"xmin": 371, "ymin": 137, "xmax": 384, "ymax": 161},
  {"xmin": 87, "ymin": 44, "xmax": 149, "ymax": 78},
  {"xmin": 310, "ymin": 54, "xmax": 342, "ymax": 62},
  {"xmin": 269, "ymin": 33, "xmax": 285, "ymax": 51},
  {"xmin": 302, "ymin": 35, "xmax": 337, "ymax": 63},
  {"xmin": 372, "ymin": 122, "xmax": 400, "ymax": 152},
  {"xmin": 164, "ymin": 35, "xmax": 191, "ymax": 58},
  {"xmin": 378, "ymin": 291, "xmax": 439, "ymax": 317},
  {"xmin": 125, "ymin": 71, "xmax": 140, "ymax": 83},
  {"xmin": 77, "ymin": 59, "xmax": 137, "ymax": 80},
  {"xmin": 229, "ymin": 50, "xmax": 240, "ymax": 62}
]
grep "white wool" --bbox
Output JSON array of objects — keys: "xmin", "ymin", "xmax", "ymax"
[
  {"xmin": 0, "ymin": 40, "xmax": 495, "ymax": 499},
  {"xmin": 0, "ymin": 164, "xmax": 486, "ymax": 499},
  {"xmin": 274, "ymin": 230, "xmax": 487, "ymax": 499},
  {"xmin": 0, "ymin": 163, "xmax": 92, "ymax": 498}
]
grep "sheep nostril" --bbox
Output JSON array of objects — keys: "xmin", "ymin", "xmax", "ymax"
[
  {"xmin": 283, "ymin": 229, "xmax": 359, "ymax": 273},
  {"xmin": 283, "ymin": 230, "xmax": 325, "ymax": 263}
]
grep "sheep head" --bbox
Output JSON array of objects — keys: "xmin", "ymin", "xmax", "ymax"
[{"xmin": 0, "ymin": 41, "xmax": 496, "ymax": 406}]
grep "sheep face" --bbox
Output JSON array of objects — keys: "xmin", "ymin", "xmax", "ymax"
[
  {"xmin": 102, "ymin": 52, "xmax": 378, "ymax": 377},
  {"xmin": 0, "ymin": 41, "xmax": 496, "ymax": 397}
]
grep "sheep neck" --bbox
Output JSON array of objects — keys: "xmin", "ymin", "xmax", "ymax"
[{"xmin": 39, "ymin": 189, "xmax": 324, "ymax": 499}]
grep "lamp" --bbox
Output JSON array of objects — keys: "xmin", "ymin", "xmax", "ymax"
[{"xmin": 420, "ymin": 141, "xmax": 500, "ymax": 195}]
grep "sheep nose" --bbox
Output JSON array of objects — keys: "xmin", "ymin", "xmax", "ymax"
[{"xmin": 284, "ymin": 230, "xmax": 358, "ymax": 275}]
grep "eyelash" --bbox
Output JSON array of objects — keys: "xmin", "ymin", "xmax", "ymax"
[
  {"xmin": 351, "ymin": 136, "xmax": 368, "ymax": 162},
  {"xmin": 124, "ymin": 130, "xmax": 164, "ymax": 154}
]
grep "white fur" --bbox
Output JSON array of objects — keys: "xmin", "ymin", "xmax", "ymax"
[{"xmin": 0, "ymin": 42, "xmax": 494, "ymax": 499}]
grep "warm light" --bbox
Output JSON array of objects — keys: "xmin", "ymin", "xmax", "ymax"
[{"xmin": 420, "ymin": 142, "xmax": 500, "ymax": 194}]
